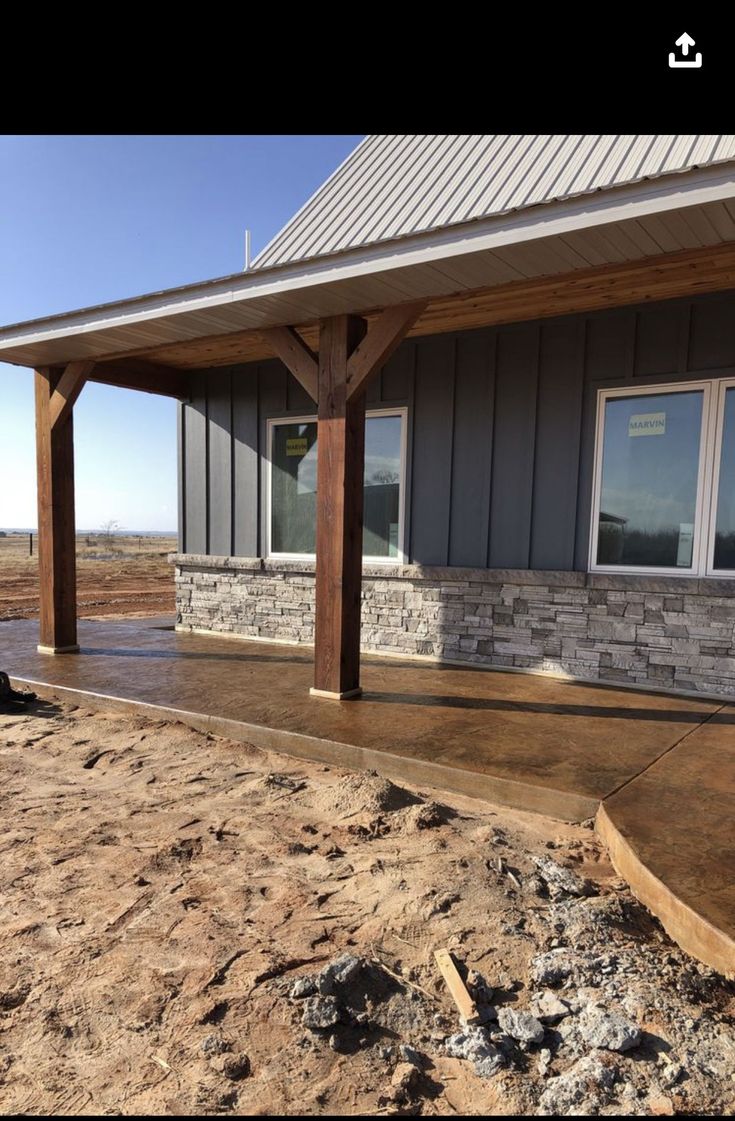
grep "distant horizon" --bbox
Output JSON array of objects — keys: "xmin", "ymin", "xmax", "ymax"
[{"xmin": 1, "ymin": 527, "xmax": 178, "ymax": 536}]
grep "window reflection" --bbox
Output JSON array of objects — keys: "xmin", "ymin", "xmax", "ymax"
[
  {"xmin": 597, "ymin": 391, "xmax": 703, "ymax": 569},
  {"xmin": 271, "ymin": 414, "xmax": 403, "ymax": 559},
  {"xmin": 714, "ymin": 387, "xmax": 735, "ymax": 570}
]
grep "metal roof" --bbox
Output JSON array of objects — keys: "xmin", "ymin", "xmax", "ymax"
[
  {"xmin": 253, "ymin": 135, "xmax": 735, "ymax": 269},
  {"xmin": 2, "ymin": 156, "xmax": 735, "ymax": 370}
]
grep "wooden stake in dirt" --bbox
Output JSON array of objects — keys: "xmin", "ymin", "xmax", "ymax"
[{"xmin": 434, "ymin": 948, "xmax": 480, "ymax": 1024}]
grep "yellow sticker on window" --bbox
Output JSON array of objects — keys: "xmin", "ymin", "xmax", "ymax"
[
  {"xmin": 286, "ymin": 437, "xmax": 308, "ymax": 456},
  {"xmin": 628, "ymin": 412, "xmax": 666, "ymax": 437}
]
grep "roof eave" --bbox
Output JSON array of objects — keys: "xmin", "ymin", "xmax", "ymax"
[{"xmin": 1, "ymin": 162, "xmax": 734, "ymax": 368}]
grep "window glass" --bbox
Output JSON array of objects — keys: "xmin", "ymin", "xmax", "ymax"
[
  {"xmin": 364, "ymin": 415, "xmax": 402, "ymax": 558},
  {"xmin": 714, "ymin": 386, "xmax": 735, "ymax": 569},
  {"xmin": 596, "ymin": 391, "xmax": 703, "ymax": 569},
  {"xmin": 271, "ymin": 422, "xmax": 318, "ymax": 554},
  {"xmin": 271, "ymin": 413, "xmax": 403, "ymax": 558}
]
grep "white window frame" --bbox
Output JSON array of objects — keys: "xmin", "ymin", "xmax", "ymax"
[
  {"xmin": 706, "ymin": 377, "xmax": 735, "ymax": 576},
  {"xmin": 589, "ymin": 380, "xmax": 717, "ymax": 577},
  {"xmin": 266, "ymin": 406, "xmax": 408, "ymax": 565}
]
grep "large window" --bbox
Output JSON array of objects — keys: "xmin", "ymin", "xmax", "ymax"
[
  {"xmin": 591, "ymin": 379, "xmax": 735, "ymax": 576},
  {"xmin": 268, "ymin": 409, "xmax": 406, "ymax": 562}
]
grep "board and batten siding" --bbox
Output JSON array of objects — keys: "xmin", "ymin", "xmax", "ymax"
[{"xmin": 179, "ymin": 289, "xmax": 735, "ymax": 571}]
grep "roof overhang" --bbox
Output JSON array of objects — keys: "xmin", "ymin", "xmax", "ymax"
[{"xmin": 2, "ymin": 163, "xmax": 735, "ymax": 371}]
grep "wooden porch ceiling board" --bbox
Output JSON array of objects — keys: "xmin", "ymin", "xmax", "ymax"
[{"xmin": 96, "ymin": 242, "xmax": 735, "ymax": 373}]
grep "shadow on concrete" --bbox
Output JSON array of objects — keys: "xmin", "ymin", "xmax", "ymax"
[{"xmin": 363, "ymin": 690, "xmax": 725, "ymax": 724}]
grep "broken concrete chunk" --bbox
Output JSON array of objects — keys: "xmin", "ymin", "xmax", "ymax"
[
  {"xmin": 445, "ymin": 1025, "xmax": 496, "ymax": 1064},
  {"xmin": 531, "ymin": 855, "xmax": 588, "ymax": 897},
  {"xmin": 301, "ymin": 995, "xmax": 342, "ymax": 1030},
  {"xmin": 290, "ymin": 976, "xmax": 316, "ymax": 999},
  {"xmin": 496, "ymin": 1007, "xmax": 545, "ymax": 1044},
  {"xmin": 399, "ymin": 1044, "xmax": 424, "ymax": 1068},
  {"xmin": 531, "ymin": 990, "xmax": 572, "ymax": 1022},
  {"xmin": 316, "ymin": 953, "xmax": 363, "ymax": 994},
  {"xmin": 577, "ymin": 1006, "xmax": 641, "ymax": 1052},
  {"xmin": 538, "ymin": 1053, "xmax": 619, "ymax": 1115},
  {"xmin": 537, "ymin": 1047, "xmax": 552, "ymax": 1077},
  {"xmin": 474, "ymin": 1051, "xmax": 504, "ymax": 1079},
  {"xmin": 201, "ymin": 1035, "xmax": 232, "ymax": 1056},
  {"xmin": 531, "ymin": 948, "xmax": 578, "ymax": 987},
  {"xmin": 466, "ymin": 968, "xmax": 494, "ymax": 1004}
]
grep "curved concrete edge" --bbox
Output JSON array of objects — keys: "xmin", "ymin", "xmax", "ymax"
[{"xmin": 596, "ymin": 802, "xmax": 735, "ymax": 977}]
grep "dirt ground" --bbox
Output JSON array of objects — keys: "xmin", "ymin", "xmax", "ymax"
[
  {"xmin": 0, "ymin": 698, "xmax": 733, "ymax": 1116},
  {"xmin": 0, "ymin": 534, "xmax": 177, "ymax": 622}
]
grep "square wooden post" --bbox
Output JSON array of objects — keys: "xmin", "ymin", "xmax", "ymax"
[
  {"xmin": 35, "ymin": 368, "xmax": 79, "ymax": 653},
  {"xmin": 311, "ymin": 314, "xmax": 367, "ymax": 699}
]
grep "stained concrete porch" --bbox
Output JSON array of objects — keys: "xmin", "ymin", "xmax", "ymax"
[{"xmin": 2, "ymin": 615, "xmax": 734, "ymax": 973}]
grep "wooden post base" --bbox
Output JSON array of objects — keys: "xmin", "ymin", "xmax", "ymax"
[
  {"xmin": 37, "ymin": 644, "xmax": 80, "ymax": 655},
  {"xmin": 309, "ymin": 686, "xmax": 363, "ymax": 701}
]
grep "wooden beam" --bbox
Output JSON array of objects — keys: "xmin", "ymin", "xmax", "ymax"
[
  {"xmin": 262, "ymin": 325, "xmax": 319, "ymax": 401},
  {"xmin": 345, "ymin": 300, "xmax": 427, "ymax": 401},
  {"xmin": 35, "ymin": 368, "xmax": 78, "ymax": 653},
  {"xmin": 90, "ymin": 358, "xmax": 192, "ymax": 400},
  {"xmin": 48, "ymin": 360, "xmax": 95, "ymax": 431},
  {"xmin": 100, "ymin": 242, "xmax": 735, "ymax": 371},
  {"xmin": 434, "ymin": 949, "xmax": 481, "ymax": 1024},
  {"xmin": 311, "ymin": 314, "xmax": 367, "ymax": 700}
]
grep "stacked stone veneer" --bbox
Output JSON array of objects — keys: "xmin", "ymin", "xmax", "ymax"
[{"xmin": 172, "ymin": 554, "xmax": 735, "ymax": 698}]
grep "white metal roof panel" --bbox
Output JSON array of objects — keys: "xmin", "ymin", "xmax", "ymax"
[{"xmin": 253, "ymin": 135, "xmax": 735, "ymax": 269}]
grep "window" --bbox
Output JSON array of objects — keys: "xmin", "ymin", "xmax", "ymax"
[
  {"xmin": 268, "ymin": 408, "xmax": 406, "ymax": 562},
  {"xmin": 590, "ymin": 379, "xmax": 735, "ymax": 576}
]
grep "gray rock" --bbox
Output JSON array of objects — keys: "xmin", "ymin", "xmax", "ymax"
[
  {"xmin": 577, "ymin": 1006, "xmax": 641, "ymax": 1052},
  {"xmin": 399, "ymin": 1044, "xmax": 424, "ymax": 1068},
  {"xmin": 466, "ymin": 968, "xmax": 494, "ymax": 1004},
  {"xmin": 301, "ymin": 995, "xmax": 341, "ymax": 1030},
  {"xmin": 496, "ymin": 1007, "xmax": 545, "ymax": 1044},
  {"xmin": 201, "ymin": 1035, "xmax": 232, "ymax": 1056},
  {"xmin": 532, "ymin": 855, "xmax": 588, "ymax": 897},
  {"xmin": 474, "ymin": 1052, "xmax": 504, "ymax": 1079},
  {"xmin": 290, "ymin": 976, "xmax": 316, "ymax": 999},
  {"xmin": 531, "ymin": 948, "xmax": 578, "ymax": 987},
  {"xmin": 531, "ymin": 990, "xmax": 572, "ymax": 1022},
  {"xmin": 445, "ymin": 1025, "xmax": 496, "ymax": 1063},
  {"xmin": 537, "ymin": 1047, "xmax": 552, "ymax": 1077},
  {"xmin": 538, "ymin": 1053, "xmax": 619, "ymax": 1115},
  {"xmin": 660, "ymin": 1061, "xmax": 686, "ymax": 1088},
  {"xmin": 316, "ymin": 953, "xmax": 363, "ymax": 995}
]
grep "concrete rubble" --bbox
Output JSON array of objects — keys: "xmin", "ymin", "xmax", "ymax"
[{"xmin": 285, "ymin": 870, "xmax": 734, "ymax": 1115}]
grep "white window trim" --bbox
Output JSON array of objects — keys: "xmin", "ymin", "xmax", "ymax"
[
  {"xmin": 588, "ymin": 380, "xmax": 718, "ymax": 577},
  {"xmin": 266, "ymin": 406, "xmax": 408, "ymax": 565},
  {"xmin": 706, "ymin": 377, "xmax": 735, "ymax": 576}
]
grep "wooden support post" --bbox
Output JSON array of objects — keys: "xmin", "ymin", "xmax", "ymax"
[
  {"xmin": 311, "ymin": 314, "xmax": 367, "ymax": 700},
  {"xmin": 35, "ymin": 367, "xmax": 79, "ymax": 653}
]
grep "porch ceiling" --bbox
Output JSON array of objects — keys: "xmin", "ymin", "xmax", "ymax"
[{"xmin": 1, "ymin": 170, "xmax": 735, "ymax": 383}]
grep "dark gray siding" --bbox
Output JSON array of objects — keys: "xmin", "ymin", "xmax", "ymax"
[{"xmin": 179, "ymin": 288, "xmax": 735, "ymax": 571}]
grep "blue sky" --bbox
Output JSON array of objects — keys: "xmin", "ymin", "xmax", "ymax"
[{"xmin": 0, "ymin": 134, "xmax": 362, "ymax": 531}]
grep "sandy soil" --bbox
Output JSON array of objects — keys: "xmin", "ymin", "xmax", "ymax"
[
  {"xmin": 0, "ymin": 534, "xmax": 177, "ymax": 622},
  {"xmin": 0, "ymin": 699, "xmax": 733, "ymax": 1115}
]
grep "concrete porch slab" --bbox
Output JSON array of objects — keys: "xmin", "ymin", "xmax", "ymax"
[{"xmin": 0, "ymin": 615, "xmax": 719, "ymax": 822}]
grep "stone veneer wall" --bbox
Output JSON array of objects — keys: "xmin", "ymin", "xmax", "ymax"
[{"xmin": 172, "ymin": 555, "xmax": 735, "ymax": 698}]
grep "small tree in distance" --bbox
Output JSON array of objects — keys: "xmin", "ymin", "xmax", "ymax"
[{"xmin": 100, "ymin": 520, "xmax": 123, "ymax": 548}]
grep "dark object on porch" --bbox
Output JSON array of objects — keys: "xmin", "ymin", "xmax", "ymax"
[{"xmin": 0, "ymin": 671, "xmax": 37, "ymax": 712}]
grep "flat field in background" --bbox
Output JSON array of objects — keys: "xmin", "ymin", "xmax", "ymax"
[{"xmin": 0, "ymin": 533, "xmax": 178, "ymax": 621}]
